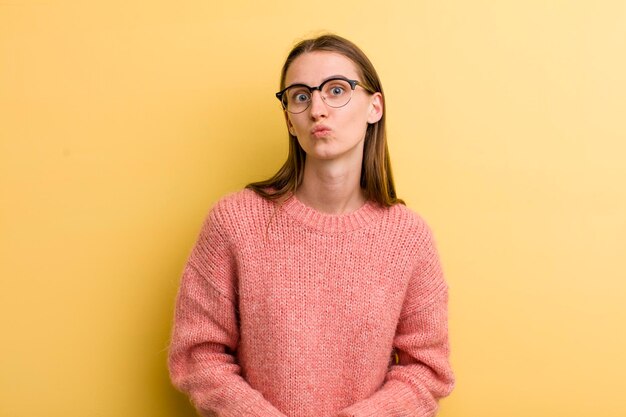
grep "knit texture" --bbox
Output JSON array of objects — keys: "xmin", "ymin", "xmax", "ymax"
[{"xmin": 168, "ymin": 189, "xmax": 455, "ymax": 417}]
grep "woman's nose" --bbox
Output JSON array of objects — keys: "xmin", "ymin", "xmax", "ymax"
[{"xmin": 309, "ymin": 90, "xmax": 328, "ymax": 119}]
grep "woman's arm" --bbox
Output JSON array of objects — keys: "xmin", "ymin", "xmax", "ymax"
[
  {"xmin": 336, "ymin": 222, "xmax": 455, "ymax": 417},
  {"xmin": 336, "ymin": 291, "xmax": 454, "ymax": 417},
  {"xmin": 168, "ymin": 209, "xmax": 286, "ymax": 417}
]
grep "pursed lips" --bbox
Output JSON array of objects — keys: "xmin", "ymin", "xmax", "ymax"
[{"xmin": 311, "ymin": 125, "xmax": 332, "ymax": 137}]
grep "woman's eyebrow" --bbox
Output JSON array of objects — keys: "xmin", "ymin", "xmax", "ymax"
[
  {"xmin": 322, "ymin": 74, "xmax": 349, "ymax": 82},
  {"xmin": 286, "ymin": 75, "xmax": 351, "ymax": 88}
]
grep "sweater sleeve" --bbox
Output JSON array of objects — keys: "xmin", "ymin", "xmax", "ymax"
[
  {"xmin": 167, "ymin": 207, "xmax": 287, "ymax": 417},
  {"xmin": 336, "ymin": 221, "xmax": 455, "ymax": 417}
]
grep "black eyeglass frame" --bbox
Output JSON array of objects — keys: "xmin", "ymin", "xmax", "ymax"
[{"xmin": 275, "ymin": 77, "xmax": 375, "ymax": 114}]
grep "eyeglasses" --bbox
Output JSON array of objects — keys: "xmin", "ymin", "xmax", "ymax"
[{"xmin": 275, "ymin": 77, "xmax": 375, "ymax": 114}]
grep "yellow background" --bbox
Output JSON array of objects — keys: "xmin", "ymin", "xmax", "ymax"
[{"xmin": 1, "ymin": 1, "xmax": 625, "ymax": 416}]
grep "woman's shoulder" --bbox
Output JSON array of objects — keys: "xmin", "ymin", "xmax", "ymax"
[
  {"xmin": 385, "ymin": 202, "xmax": 434, "ymax": 235},
  {"xmin": 382, "ymin": 204, "xmax": 443, "ymax": 268},
  {"xmin": 207, "ymin": 188, "xmax": 275, "ymax": 226},
  {"xmin": 212, "ymin": 188, "xmax": 267, "ymax": 208},
  {"xmin": 378, "ymin": 203, "xmax": 442, "ymax": 253}
]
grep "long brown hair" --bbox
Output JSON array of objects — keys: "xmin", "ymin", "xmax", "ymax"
[{"xmin": 247, "ymin": 34, "xmax": 403, "ymax": 207}]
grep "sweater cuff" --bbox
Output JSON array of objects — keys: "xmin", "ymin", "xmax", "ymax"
[
  {"xmin": 336, "ymin": 380, "xmax": 436, "ymax": 417},
  {"xmin": 195, "ymin": 381, "xmax": 287, "ymax": 417},
  {"xmin": 241, "ymin": 398, "xmax": 287, "ymax": 417}
]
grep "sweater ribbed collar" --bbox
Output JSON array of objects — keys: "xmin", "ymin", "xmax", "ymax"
[{"xmin": 279, "ymin": 193, "xmax": 385, "ymax": 234}]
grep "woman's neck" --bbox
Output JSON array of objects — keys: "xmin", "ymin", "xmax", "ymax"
[{"xmin": 295, "ymin": 159, "xmax": 366, "ymax": 215}]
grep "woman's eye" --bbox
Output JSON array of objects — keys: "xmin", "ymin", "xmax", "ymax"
[
  {"xmin": 291, "ymin": 91, "xmax": 310, "ymax": 103},
  {"xmin": 330, "ymin": 86, "xmax": 345, "ymax": 96}
]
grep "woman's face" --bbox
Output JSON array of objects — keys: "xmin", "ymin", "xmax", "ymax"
[{"xmin": 283, "ymin": 51, "xmax": 383, "ymax": 163}]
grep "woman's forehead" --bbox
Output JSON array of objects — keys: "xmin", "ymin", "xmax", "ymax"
[{"xmin": 285, "ymin": 51, "xmax": 360, "ymax": 86}]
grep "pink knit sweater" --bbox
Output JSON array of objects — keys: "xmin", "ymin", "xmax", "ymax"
[{"xmin": 168, "ymin": 189, "xmax": 454, "ymax": 417}]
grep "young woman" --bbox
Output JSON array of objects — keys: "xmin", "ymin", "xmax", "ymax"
[{"xmin": 168, "ymin": 34, "xmax": 455, "ymax": 417}]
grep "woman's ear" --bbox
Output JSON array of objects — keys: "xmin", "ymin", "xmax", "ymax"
[
  {"xmin": 367, "ymin": 92, "xmax": 383, "ymax": 124},
  {"xmin": 284, "ymin": 111, "xmax": 296, "ymax": 136}
]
